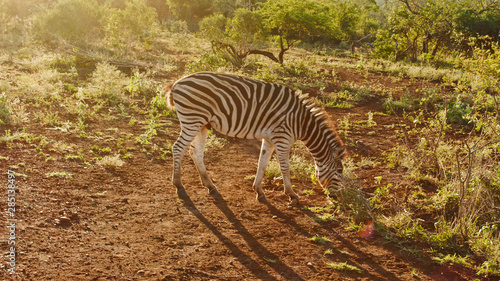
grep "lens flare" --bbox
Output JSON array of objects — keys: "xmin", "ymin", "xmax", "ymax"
[{"xmin": 358, "ymin": 220, "xmax": 375, "ymax": 239}]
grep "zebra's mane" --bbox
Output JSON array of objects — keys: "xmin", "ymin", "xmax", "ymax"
[{"xmin": 297, "ymin": 92, "xmax": 344, "ymax": 148}]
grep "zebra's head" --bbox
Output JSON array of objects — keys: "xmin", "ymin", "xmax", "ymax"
[{"xmin": 315, "ymin": 145, "xmax": 346, "ymax": 189}]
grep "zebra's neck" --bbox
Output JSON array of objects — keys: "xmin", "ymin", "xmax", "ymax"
[{"xmin": 298, "ymin": 99, "xmax": 342, "ymax": 165}]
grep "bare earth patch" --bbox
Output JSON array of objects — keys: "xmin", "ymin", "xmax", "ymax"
[{"xmin": 1, "ymin": 68, "xmax": 495, "ymax": 280}]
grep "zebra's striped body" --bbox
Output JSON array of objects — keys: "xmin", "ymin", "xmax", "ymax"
[{"xmin": 166, "ymin": 72, "xmax": 345, "ymax": 204}]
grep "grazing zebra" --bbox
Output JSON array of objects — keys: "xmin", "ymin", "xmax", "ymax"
[{"xmin": 165, "ymin": 72, "xmax": 345, "ymax": 205}]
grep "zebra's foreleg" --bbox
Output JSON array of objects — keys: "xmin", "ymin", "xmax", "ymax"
[
  {"xmin": 172, "ymin": 126, "xmax": 202, "ymax": 198},
  {"xmin": 190, "ymin": 126, "xmax": 219, "ymax": 196},
  {"xmin": 274, "ymin": 146, "xmax": 300, "ymax": 205},
  {"xmin": 252, "ymin": 139, "xmax": 275, "ymax": 203}
]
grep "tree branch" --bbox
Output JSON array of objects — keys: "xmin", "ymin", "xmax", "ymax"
[
  {"xmin": 399, "ymin": 0, "xmax": 421, "ymax": 15},
  {"xmin": 246, "ymin": 49, "xmax": 280, "ymax": 63},
  {"xmin": 477, "ymin": 0, "xmax": 500, "ymax": 15},
  {"xmin": 211, "ymin": 40, "xmax": 281, "ymax": 64}
]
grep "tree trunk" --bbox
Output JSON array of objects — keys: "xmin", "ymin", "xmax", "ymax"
[
  {"xmin": 395, "ymin": 38, "xmax": 399, "ymax": 61},
  {"xmin": 431, "ymin": 38, "xmax": 442, "ymax": 57},
  {"xmin": 422, "ymin": 31, "xmax": 430, "ymax": 54},
  {"xmin": 278, "ymin": 36, "xmax": 288, "ymax": 64}
]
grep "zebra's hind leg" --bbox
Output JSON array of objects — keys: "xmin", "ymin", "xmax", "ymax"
[
  {"xmin": 190, "ymin": 126, "xmax": 219, "ymax": 196},
  {"xmin": 172, "ymin": 125, "xmax": 203, "ymax": 198},
  {"xmin": 252, "ymin": 139, "xmax": 275, "ymax": 203}
]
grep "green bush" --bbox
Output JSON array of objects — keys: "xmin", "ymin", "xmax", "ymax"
[
  {"xmin": 104, "ymin": 0, "xmax": 160, "ymax": 49},
  {"xmin": 86, "ymin": 62, "xmax": 128, "ymax": 105},
  {"xmin": 0, "ymin": 93, "xmax": 11, "ymax": 124},
  {"xmin": 36, "ymin": 0, "xmax": 103, "ymax": 44},
  {"xmin": 185, "ymin": 51, "xmax": 230, "ymax": 73},
  {"xmin": 166, "ymin": 0, "xmax": 213, "ymax": 30},
  {"xmin": 126, "ymin": 69, "xmax": 158, "ymax": 99}
]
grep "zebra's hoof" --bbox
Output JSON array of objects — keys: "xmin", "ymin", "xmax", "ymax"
[
  {"xmin": 257, "ymin": 195, "xmax": 268, "ymax": 204},
  {"xmin": 177, "ymin": 189, "xmax": 189, "ymax": 198}
]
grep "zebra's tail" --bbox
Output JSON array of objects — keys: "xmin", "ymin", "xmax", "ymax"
[{"xmin": 164, "ymin": 82, "xmax": 175, "ymax": 110}]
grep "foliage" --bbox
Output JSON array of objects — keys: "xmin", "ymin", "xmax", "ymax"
[
  {"xmin": 264, "ymin": 152, "xmax": 315, "ymax": 181},
  {"xmin": 104, "ymin": 0, "xmax": 160, "ymax": 50},
  {"xmin": 185, "ymin": 51, "xmax": 230, "ymax": 73},
  {"xmin": 459, "ymin": 38, "xmax": 500, "ymax": 92},
  {"xmin": 198, "ymin": 0, "xmax": 383, "ymax": 65},
  {"xmin": 151, "ymin": 87, "xmax": 175, "ymax": 117},
  {"xmin": 199, "ymin": 9, "xmax": 272, "ymax": 65},
  {"xmin": 325, "ymin": 261, "xmax": 363, "ymax": 273},
  {"xmin": 198, "ymin": 13, "xmax": 228, "ymax": 44},
  {"xmin": 310, "ymin": 235, "xmax": 331, "ymax": 244},
  {"xmin": 86, "ymin": 62, "xmax": 128, "ymax": 105},
  {"xmin": 0, "ymin": 93, "xmax": 11, "ymax": 124},
  {"xmin": 46, "ymin": 171, "xmax": 74, "ymax": 178},
  {"xmin": 96, "ymin": 154, "xmax": 125, "ymax": 168},
  {"xmin": 36, "ymin": 0, "xmax": 103, "ymax": 44},
  {"xmin": 166, "ymin": 0, "xmax": 213, "ymax": 30},
  {"xmin": 258, "ymin": 0, "xmax": 330, "ymax": 63},
  {"xmin": 374, "ymin": 0, "xmax": 500, "ymax": 62},
  {"xmin": 205, "ymin": 130, "xmax": 229, "ymax": 151},
  {"xmin": 328, "ymin": 0, "xmax": 382, "ymax": 44}
]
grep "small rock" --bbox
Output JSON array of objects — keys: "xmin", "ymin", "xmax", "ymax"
[{"xmin": 55, "ymin": 216, "xmax": 72, "ymax": 227}]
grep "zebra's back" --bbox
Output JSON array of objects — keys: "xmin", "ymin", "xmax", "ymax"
[
  {"xmin": 169, "ymin": 72, "xmax": 298, "ymax": 140},
  {"xmin": 167, "ymin": 72, "xmax": 345, "ymax": 204}
]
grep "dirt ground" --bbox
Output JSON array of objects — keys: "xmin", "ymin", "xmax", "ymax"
[{"xmin": 1, "ymin": 67, "xmax": 494, "ymax": 280}]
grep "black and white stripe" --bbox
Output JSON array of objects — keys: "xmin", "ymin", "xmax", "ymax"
[{"xmin": 166, "ymin": 71, "xmax": 345, "ymax": 204}]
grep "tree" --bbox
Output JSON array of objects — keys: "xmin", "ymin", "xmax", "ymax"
[
  {"xmin": 327, "ymin": 0, "xmax": 382, "ymax": 53},
  {"xmin": 453, "ymin": 0, "xmax": 500, "ymax": 53},
  {"xmin": 258, "ymin": 0, "xmax": 330, "ymax": 63},
  {"xmin": 105, "ymin": 0, "xmax": 160, "ymax": 46},
  {"xmin": 373, "ymin": 0, "xmax": 457, "ymax": 61},
  {"xmin": 212, "ymin": 0, "xmax": 264, "ymax": 16},
  {"xmin": 145, "ymin": 0, "xmax": 169, "ymax": 24},
  {"xmin": 199, "ymin": 0, "xmax": 382, "ymax": 64},
  {"xmin": 199, "ymin": 9, "xmax": 274, "ymax": 66},
  {"xmin": 375, "ymin": 0, "xmax": 500, "ymax": 61},
  {"xmin": 166, "ymin": 0, "xmax": 213, "ymax": 30},
  {"xmin": 36, "ymin": 0, "xmax": 103, "ymax": 44}
]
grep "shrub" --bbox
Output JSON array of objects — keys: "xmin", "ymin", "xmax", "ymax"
[
  {"xmin": 104, "ymin": 0, "xmax": 160, "ymax": 50},
  {"xmin": 264, "ymin": 154, "xmax": 315, "ymax": 181},
  {"xmin": 0, "ymin": 93, "xmax": 11, "ymax": 124},
  {"xmin": 185, "ymin": 51, "xmax": 230, "ymax": 73},
  {"xmin": 96, "ymin": 154, "xmax": 125, "ymax": 168},
  {"xmin": 150, "ymin": 87, "xmax": 175, "ymax": 118},
  {"xmin": 86, "ymin": 62, "xmax": 128, "ymax": 105},
  {"xmin": 166, "ymin": 0, "xmax": 213, "ymax": 30},
  {"xmin": 36, "ymin": 0, "xmax": 103, "ymax": 44},
  {"xmin": 126, "ymin": 69, "xmax": 158, "ymax": 99}
]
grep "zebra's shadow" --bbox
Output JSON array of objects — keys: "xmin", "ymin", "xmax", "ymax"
[
  {"xmin": 182, "ymin": 195, "xmax": 305, "ymax": 281},
  {"xmin": 182, "ymin": 191, "xmax": 404, "ymax": 280}
]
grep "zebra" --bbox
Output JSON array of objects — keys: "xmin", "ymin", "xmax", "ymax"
[{"xmin": 165, "ymin": 71, "xmax": 345, "ymax": 205}]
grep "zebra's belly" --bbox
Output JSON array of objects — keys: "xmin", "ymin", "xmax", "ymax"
[{"xmin": 209, "ymin": 120, "xmax": 268, "ymax": 140}]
